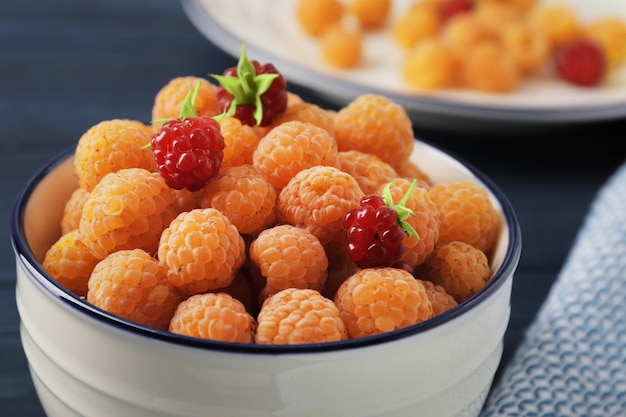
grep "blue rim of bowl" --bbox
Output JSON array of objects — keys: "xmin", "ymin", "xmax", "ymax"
[{"xmin": 11, "ymin": 144, "xmax": 521, "ymax": 355}]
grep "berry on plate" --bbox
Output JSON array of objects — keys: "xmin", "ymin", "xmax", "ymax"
[{"xmin": 554, "ymin": 37, "xmax": 606, "ymax": 87}]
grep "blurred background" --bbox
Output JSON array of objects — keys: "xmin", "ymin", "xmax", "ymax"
[{"xmin": 2, "ymin": 0, "xmax": 625, "ymax": 415}]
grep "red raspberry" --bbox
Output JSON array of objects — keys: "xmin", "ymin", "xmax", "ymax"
[
  {"xmin": 440, "ymin": 0, "xmax": 473, "ymax": 22},
  {"xmin": 213, "ymin": 44, "xmax": 288, "ymax": 127},
  {"xmin": 151, "ymin": 116, "xmax": 224, "ymax": 191},
  {"xmin": 342, "ymin": 180, "xmax": 420, "ymax": 269},
  {"xmin": 554, "ymin": 38, "xmax": 606, "ymax": 87},
  {"xmin": 343, "ymin": 195, "xmax": 404, "ymax": 268}
]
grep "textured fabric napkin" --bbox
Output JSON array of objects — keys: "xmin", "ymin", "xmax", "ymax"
[{"xmin": 481, "ymin": 161, "xmax": 626, "ymax": 417}]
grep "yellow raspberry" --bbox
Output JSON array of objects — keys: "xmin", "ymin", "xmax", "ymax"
[
  {"xmin": 268, "ymin": 102, "xmax": 336, "ymax": 138},
  {"xmin": 392, "ymin": 3, "xmax": 441, "ymax": 49},
  {"xmin": 218, "ymin": 116, "xmax": 261, "ymax": 172},
  {"xmin": 530, "ymin": 3, "xmax": 581, "ymax": 49},
  {"xmin": 381, "ymin": 178, "xmax": 440, "ymax": 268},
  {"xmin": 87, "ymin": 249, "xmax": 181, "ymax": 330},
  {"xmin": 158, "ymin": 208, "xmax": 246, "ymax": 296},
  {"xmin": 428, "ymin": 179, "xmax": 501, "ymax": 255},
  {"xmin": 585, "ymin": 17, "xmax": 626, "ymax": 69},
  {"xmin": 74, "ymin": 119, "xmax": 157, "ymax": 192},
  {"xmin": 249, "ymin": 224, "xmax": 328, "ymax": 304},
  {"xmin": 42, "ymin": 230, "xmax": 101, "ymax": 298},
  {"xmin": 333, "ymin": 94, "xmax": 414, "ymax": 172},
  {"xmin": 459, "ymin": 40, "xmax": 520, "ymax": 93},
  {"xmin": 277, "ymin": 165, "xmax": 364, "ymax": 246},
  {"xmin": 474, "ymin": 1, "xmax": 525, "ymax": 37},
  {"xmin": 334, "ymin": 267, "xmax": 432, "ymax": 338},
  {"xmin": 61, "ymin": 188, "xmax": 90, "ymax": 235},
  {"xmin": 500, "ymin": 20, "xmax": 551, "ymax": 76},
  {"xmin": 169, "ymin": 292, "xmax": 256, "ymax": 343},
  {"xmin": 296, "ymin": 0, "xmax": 344, "ymax": 37},
  {"xmin": 320, "ymin": 23, "xmax": 364, "ymax": 69},
  {"xmin": 255, "ymin": 288, "xmax": 348, "ymax": 345},
  {"xmin": 441, "ymin": 14, "xmax": 491, "ymax": 58},
  {"xmin": 79, "ymin": 168, "xmax": 177, "ymax": 259},
  {"xmin": 199, "ymin": 164, "xmax": 277, "ymax": 236},
  {"xmin": 348, "ymin": 0, "xmax": 391, "ymax": 30},
  {"xmin": 418, "ymin": 241, "xmax": 491, "ymax": 303},
  {"xmin": 252, "ymin": 120, "xmax": 339, "ymax": 191},
  {"xmin": 151, "ymin": 76, "xmax": 220, "ymax": 129},
  {"xmin": 403, "ymin": 38, "xmax": 459, "ymax": 90},
  {"xmin": 419, "ymin": 279, "xmax": 458, "ymax": 318},
  {"xmin": 337, "ymin": 150, "xmax": 398, "ymax": 195}
]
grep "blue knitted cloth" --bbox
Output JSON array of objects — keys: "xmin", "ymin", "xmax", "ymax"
[{"xmin": 481, "ymin": 161, "xmax": 626, "ymax": 417}]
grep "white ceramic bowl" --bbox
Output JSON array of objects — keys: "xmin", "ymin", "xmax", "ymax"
[{"xmin": 12, "ymin": 139, "xmax": 521, "ymax": 417}]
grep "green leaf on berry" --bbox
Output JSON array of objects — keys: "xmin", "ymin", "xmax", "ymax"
[
  {"xmin": 382, "ymin": 179, "xmax": 420, "ymax": 239},
  {"xmin": 210, "ymin": 43, "xmax": 278, "ymax": 125},
  {"xmin": 178, "ymin": 80, "xmax": 201, "ymax": 120}
]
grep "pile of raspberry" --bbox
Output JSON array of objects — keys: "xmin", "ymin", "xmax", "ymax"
[
  {"xmin": 296, "ymin": 0, "xmax": 626, "ymax": 91},
  {"xmin": 42, "ymin": 75, "xmax": 502, "ymax": 345}
]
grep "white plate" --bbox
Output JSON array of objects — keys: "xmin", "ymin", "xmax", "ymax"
[{"xmin": 181, "ymin": 0, "xmax": 626, "ymax": 130}]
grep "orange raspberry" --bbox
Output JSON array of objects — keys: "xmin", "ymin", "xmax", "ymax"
[
  {"xmin": 320, "ymin": 23, "xmax": 364, "ymax": 69},
  {"xmin": 268, "ymin": 102, "xmax": 336, "ymax": 138},
  {"xmin": 334, "ymin": 267, "xmax": 433, "ymax": 338},
  {"xmin": 500, "ymin": 20, "xmax": 551, "ymax": 76},
  {"xmin": 218, "ymin": 116, "xmax": 261, "ymax": 172},
  {"xmin": 418, "ymin": 241, "xmax": 491, "ymax": 303},
  {"xmin": 428, "ymin": 179, "xmax": 501, "ymax": 254},
  {"xmin": 61, "ymin": 187, "xmax": 90, "ymax": 235},
  {"xmin": 74, "ymin": 119, "xmax": 157, "ymax": 192},
  {"xmin": 277, "ymin": 165, "xmax": 364, "ymax": 245},
  {"xmin": 333, "ymin": 94, "xmax": 414, "ymax": 172},
  {"xmin": 42, "ymin": 230, "xmax": 101, "ymax": 298},
  {"xmin": 585, "ymin": 17, "xmax": 626, "ymax": 69},
  {"xmin": 255, "ymin": 288, "xmax": 348, "ymax": 345},
  {"xmin": 199, "ymin": 164, "xmax": 277, "ymax": 236},
  {"xmin": 296, "ymin": 0, "xmax": 344, "ymax": 37},
  {"xmin": 530, "ymin": 3, "xmax": 581, "ymax": 49},
  {"xmin": 474, "ymin": 0, "xmax": 525, "ymax": 37},
  {"xmin": 249, "ymin": 224, "xmax": 328, "ymax": 304},
  {"xmin": 151, "ymin": 76, "xmax": 220, "ymax": 129},
  {"xmin": 441, "ymin": 14, "xmax": 491, "ymax": 58},
  {"xmin": 158, "ymin": 208, "xmax": 246, "ymax": 296},
  {"xmin": 459, "ymin": 39, "xmax": 520, "ymax": 93},
  {"xmin": 87, "ymin": 249, "xmax": 181, "ymax": 330},
  {"xmin": 79, "ymin": 168, "xmax": 177, "ymax": 259},
  {"xmin": 381, "ymin": 178, "xmax": 440, "ymax": 268},
  {"xmin": 403, "ymin": 38, "xmax": 459, "ymax": 90},
  {"xmin": 419, "ymin": 278, "xmax": 458, "ymax": 318},
  {"xmin": 392, "ymin": 3, "xmax": 441, "ymax": 49},
  {"xmin": 169, "ymin": 292, "xmax": 256, "ymax": 343},
  {"xmin": 337, "ymin": 150, "xmax": 398, "ymax": 194},
  {"xmin": 348, "ymin": 0, "xmax": 391, "ymax": 30},
  {"xmin": 252, "ymin": 120, "xmax": 339, "ymax": 191}
]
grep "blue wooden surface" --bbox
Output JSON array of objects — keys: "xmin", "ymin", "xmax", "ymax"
[{"xmin": 1, "ymin": 0, "xmax": 625, "ymax": 415}]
